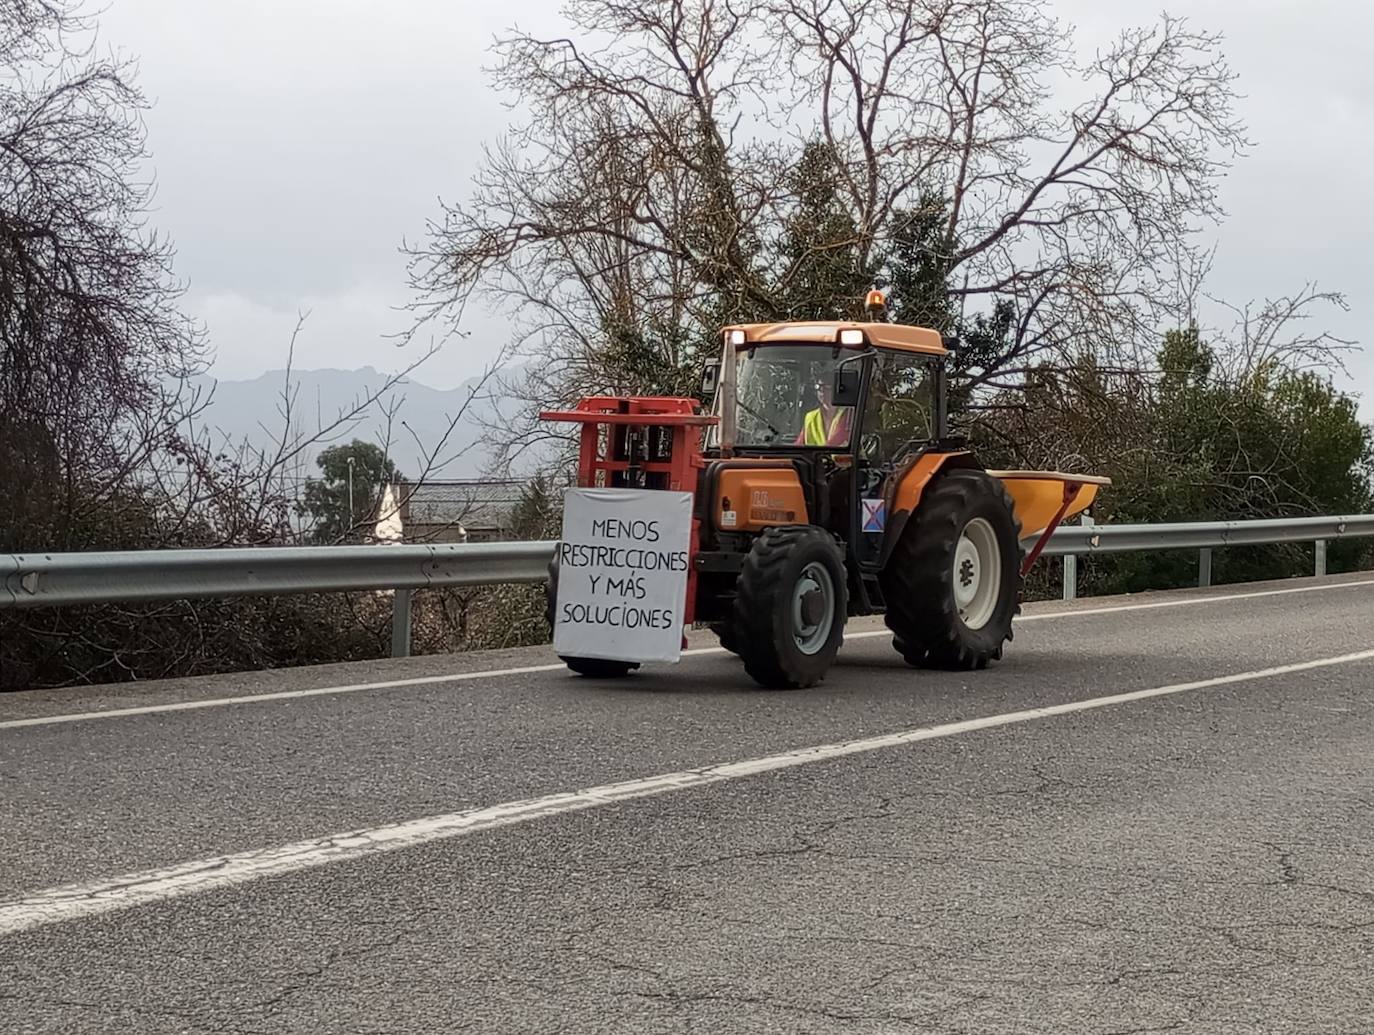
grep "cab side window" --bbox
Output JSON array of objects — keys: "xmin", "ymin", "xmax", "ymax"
[{"xmin": 863, "ymin": 354, "xmax": 934, "ymax": 461}]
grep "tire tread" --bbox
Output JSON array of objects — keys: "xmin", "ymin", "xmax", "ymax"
[
  {"xmin": 881, "ymin": 470, "xmax": 1021, "ymax": 670},
  {"xmin": 730, "ymin": 526, "xmax": 845, "ymax": 689}
]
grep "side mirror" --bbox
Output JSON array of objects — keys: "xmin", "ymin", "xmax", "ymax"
[
  {"xmin": 941, "ymin": 334, "xmax": 961, "ymax": 352},
  {"xmin": 832, "ymin": 367, "xmax": 862, "ymax": 407},
  {"xmin": 700, "ymin": 360, "xmax": 721, "ymax": 399}
]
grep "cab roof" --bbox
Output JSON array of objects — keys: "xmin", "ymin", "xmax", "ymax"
[{"xmin": 725, "ymin": 321, "xmax": 948, "ymax": 357}]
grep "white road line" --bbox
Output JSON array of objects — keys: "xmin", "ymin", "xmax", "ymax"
[
  {"xmin": 1009, "ymin": 577, "xmax": 1374, "ymax": 623},
  {"xmin": 2, "ymin": 646, "xmax": 1371, "ymax": 937},
  {"xmin": 0, "ymin": 663, "xmax": 572, "ymax": 731},
  {"xmin": 2, "ymin": 576, "xmax": 1372, "ymax": 732}
]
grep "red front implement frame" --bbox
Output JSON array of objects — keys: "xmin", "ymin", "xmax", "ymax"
[{"xmin": 539, "ymin": 397, "xmax": 718, "ymax": 634}]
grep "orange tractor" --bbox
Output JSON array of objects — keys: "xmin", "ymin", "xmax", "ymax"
[{"xmin": 542, "ymin": 294, "xmax": 1106, "ymax": 689}]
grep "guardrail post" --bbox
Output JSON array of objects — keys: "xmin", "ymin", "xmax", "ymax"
[
  {"xmin": 1315, "ymin": 539, "xmax": 1327, "ymax": 578},
  {"xmin": 1198, "ymin": 547, "xmax": 1212, "ymax": 588},
  {"xmin": 1060, "ymin": 513, "xmax": 1092, "ymax": 601},
  {"xmin": 391, "ymin": 589, "xmax": 413, "ymax": 658}
]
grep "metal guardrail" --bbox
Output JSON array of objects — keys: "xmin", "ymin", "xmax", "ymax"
[
  {"xmin": 0, "ymin": 542, "xmax": 554, "ymax": 658},
  {"xmin": 0, "ymin": 542, "xmax": 554, "ymax": 607},
  {"xmin": 1028, "ymin": 514, "xmax": 1374, "ymax": 600},
  {"xmin": 3, "ymin": 515, "xmax": 1372, "ymax": 654}
]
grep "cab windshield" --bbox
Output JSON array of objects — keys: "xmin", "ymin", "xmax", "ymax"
[{"xmin": 717, "ymin": 345, "xmax": 859, "ymax": 448}]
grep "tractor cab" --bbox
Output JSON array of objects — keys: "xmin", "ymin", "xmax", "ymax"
[
  {"xmin": 700, "ymin": 317, "xmax": 953, "ymax": 578},
  {"xmin": 705, "ymin": 319, "xmax": 948, "ymax": 455}
]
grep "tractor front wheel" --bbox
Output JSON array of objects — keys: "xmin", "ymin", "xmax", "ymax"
[
  {"xmin": 710, "ymin": 621, "xmax": 739, "ymax": 655},
  {"xmin": 729, "ymin": 525, "xmax": 847, "ymax": 689},
  {"xmin": 881, "ymin": 470, "xmax": 1021, "ymax": 670}
]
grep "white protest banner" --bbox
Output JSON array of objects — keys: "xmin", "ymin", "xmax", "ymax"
[{"xmin": 553, "ymin": 488, "xmax": 693, "ymax": 664}]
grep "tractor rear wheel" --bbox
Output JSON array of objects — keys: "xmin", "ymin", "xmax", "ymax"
[
  {"xmin": 881, "ymin": 470, "xmax": 1021, "ymax": 670},
  {"xmin": 545, "ymin": 558, "xmax": 639, "ymax": 679},
  {"xmin": 729, "ymin": 525, "xmax": 847, "ymax": 689}
]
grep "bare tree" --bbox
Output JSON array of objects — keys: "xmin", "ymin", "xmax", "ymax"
[
  {"xmin": 0, "ymin": 2, "xmax": 517, "ymax": 685},
  {"xmin": 408, "ymin": 0, "xmax": 1248, "ymax": 457},
  {"xmin": 0, "ymin": 0, "xmax": 207, "ymax": 550},
  {"xmin": 1206, "ymin": 286, "xmax": 1355, "ymax": 380}
]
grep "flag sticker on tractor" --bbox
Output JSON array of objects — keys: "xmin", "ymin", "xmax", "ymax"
[{"xmin": 862, "ymin": 498, "xmax": 885, "ymax": 533}]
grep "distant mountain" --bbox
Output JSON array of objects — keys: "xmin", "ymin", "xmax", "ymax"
[{"xmin": 189, "ymin": 366, "xmax": 526, "ymax": 479}]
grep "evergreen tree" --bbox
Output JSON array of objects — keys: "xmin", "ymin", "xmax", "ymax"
[{"xmin": 298, "ymin": 441, "xmax": 402, "ymax": 543}]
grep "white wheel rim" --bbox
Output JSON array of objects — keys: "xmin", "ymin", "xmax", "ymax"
[
  {"xmin": 953, "ymin": 517, "xmax": 1001, "ymax": 631},
  {"xmin": 792, "ymin": 562, "xmax": 836, "ymax": 655}
]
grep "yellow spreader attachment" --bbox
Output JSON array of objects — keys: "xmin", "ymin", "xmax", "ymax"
[{"xmin": 987, "ymin": 470, "xmax": 1113, "ymax": 575}]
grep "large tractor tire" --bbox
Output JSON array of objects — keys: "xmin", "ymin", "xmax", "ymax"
[
  {"xmin": 728, "ymin": 525, "xmax": 847, "ymax": 689},
  {"xmin": 545, "ymin": 557, "xmax": 639, "ymax": 679},
  {"xmin": 882, "ymin": 469, "xmax": 1021, "ymax": 670},
  {"xmin": 710, "ymin": 621, "xmax": 739, "ymax": 655}
]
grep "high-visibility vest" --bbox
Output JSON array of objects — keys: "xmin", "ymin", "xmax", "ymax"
[{"xmin": 802, "ymin": 407, "xmax": 849, "ymax": 446}]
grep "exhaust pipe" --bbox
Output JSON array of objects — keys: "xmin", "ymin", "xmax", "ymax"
[{"xmin": 718, "ymin": 331, "xmax": 739, "ymax": 456}]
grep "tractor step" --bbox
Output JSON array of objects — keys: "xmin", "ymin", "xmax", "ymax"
[{"xmin": 854, "ymin": 571, "xmax": 886, "ymax": 614}]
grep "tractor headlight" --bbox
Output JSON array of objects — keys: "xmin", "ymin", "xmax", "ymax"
[{"xmin": 839, "ymin": 329, "xmax": 865, "ymax": 346}]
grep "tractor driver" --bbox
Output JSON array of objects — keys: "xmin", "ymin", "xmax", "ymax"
[{"xmin": 795, "ymin": 375, "xmax": 853, "ymax": 447}]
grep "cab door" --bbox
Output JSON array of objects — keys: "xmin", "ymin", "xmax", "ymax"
[{"xmin": 853, "ymin": 351, "xmax": 939, "ymax": 566}]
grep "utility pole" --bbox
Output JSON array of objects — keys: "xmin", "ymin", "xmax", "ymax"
[{"xmin": 346, "ymin": 455, "xmax": 356, "ymax": 537}]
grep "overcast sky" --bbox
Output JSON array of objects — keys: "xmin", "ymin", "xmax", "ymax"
[{"xmin": 99, "ymin": 0, "xmax": 1372, "ymax": 417}]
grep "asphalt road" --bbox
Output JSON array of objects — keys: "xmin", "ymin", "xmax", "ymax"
[{"xmin": 2, "ymin": 572, "xmax": 1372, "ymax": 1034}]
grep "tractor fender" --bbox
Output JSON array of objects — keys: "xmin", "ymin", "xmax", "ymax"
[{"xmin": 878, "ymin": 450, "xmax": 982, "ymax": 568}]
